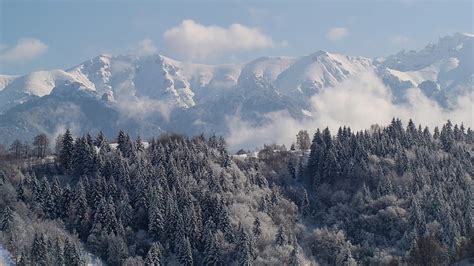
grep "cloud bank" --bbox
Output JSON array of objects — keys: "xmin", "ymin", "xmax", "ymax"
[
  {"xmin": 226, "ymin": 71, "xmax": 473, "ymax": 150},
  {"xmin": 327, "ymin": 27, "xmax": 349, "ymax": 42},
  {"xmin": 163, "ymin": 20, "xmax": 275, "ymax": 60},
  {"xmin": 0, "ymin": 38, "xmax": 47, "ymax": 63}
]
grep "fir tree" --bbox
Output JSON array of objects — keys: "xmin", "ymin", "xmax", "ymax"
[
  {"xmin": 288, "ymin": 246, "xmax": 300, "ymax": 266},
  {"xmin": 177, "ymin": 235, "xmax": 193, "ymax": 266},
  {"xmin": 60, "ymin": 129, "xmax": 74, "ymax": 171},
  {"xmin": 145, "ymin": 242, "xmax": 162, "ymax": 266},
  {"xmin": 0, "ymin": 206, "xmax": 14, "ymax": 232},
  {"xmin": 252, "ymin": 217, "xmax": 262, "ymax": 239},
  {"xmin": 64, "ymin": 238, "xmax": 82, "ymax": 266},
  {"xmin": 31, "ymin": 233, "xmax": 48, "ymax": 266},
  {"xmin": 275, "ymin": 226, "xmax": 287, "ymax": 246}
]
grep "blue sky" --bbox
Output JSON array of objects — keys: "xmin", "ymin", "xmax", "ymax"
[{"xmin": 0, "ymin": 0, "xmax": 472, "ymax": 75}]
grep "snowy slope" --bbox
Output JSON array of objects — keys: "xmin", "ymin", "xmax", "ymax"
[
  {"xmin": 239, "ymin": 56, "xmax": 297, "ymax": 83},
  {"xmin": 0, "ymin": 70, "xmax": 96, "ymax": 112},
  {"xmin": 378, "ymin": 32, "xmax": 473, "ymax": 102},
  {"xmin": 274, "ymin": 51, "xmax": 373, "ymax": 96}
]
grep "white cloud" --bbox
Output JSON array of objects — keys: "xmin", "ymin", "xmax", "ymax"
[
  {"xmin": 327, "ymin": 27, "xmax": 349, "ymax": 42},
  {"xmin": 163, "ymin": 19, "xmax": 275, "ymax": 60},
  {"xmin": 111, "ymin": 78, "xmax": 173, "ymax": 122},
  {"xmin": 0, "ymin": 38, "xmax": 47, "ymax": 63},
  {"xmin": 226, "ymin": 70, "xmax": 473, "ymax": 150},
  {"xmin": 137, "ymin": 38, "xmax": 158, "ymax": 56}
]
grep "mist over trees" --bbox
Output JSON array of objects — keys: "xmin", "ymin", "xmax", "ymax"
[{"xmin": 0, "ymin": 118, "xmax": 473, "ymax": 265}]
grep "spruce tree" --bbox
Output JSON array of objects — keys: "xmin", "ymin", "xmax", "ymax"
[
  {"xmin": 60, "ymin": 129, "xmax": 74, "ymax": 171},
  {"xmin": 31, "ymin": 233, "xmax": 48, "ymax": 266},
  {"xmin": 252, "ymin": 217, "xmax": 262, "ymax": 239},
  {"xmin": 64, "ymin": 238, "xmax": 82, "ymax": 266},
  {"xmin": 275, "ymin": 226, "xmax": 287, "ymax": 246},
  {"xmin": 288, "ymin": 246, "xmax": 300, "ymax": 266},
  {"xmin": 148, "ymin": 205, "xmax": 164, "ymax": 240},
  {"xmin": 145, "ymin": 242, "xmax": 162, "ymax": 266},
  {"xmin": 0, "ymin": 206, "xmax": 14, "ymax": 232},
  {"xmin": 236, "ymin": 227, "xmax": 253, "ymax": 266},
  {"xmin": 177, "ymin": 235, "xmax": 193, "ymax": 266}
]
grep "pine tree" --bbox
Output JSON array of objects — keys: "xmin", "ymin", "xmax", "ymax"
[
  {"xmin": 64, "ymin": 238, "xmax": 82, "ymax": 266},
  {"xmin": 31, "ymin": 233, "xmax": 48, "ymax": 266},
  {"xmin": 70, "ymin": 179, "xmax": 91, "ymax": 240},
  {"xmin": 203, "ymin": 230, "xmax": 220, "ymax": 266},
  {"xmin": 54, "ymin": 238, "xmax": 65, "ymax": 266},
  {"xmin": 145, "ymin": 242, "xmax": 162, "ymax": 266},
  {"xmin": 50, "ymin": 176, "xmax": 63, "ymax": 219},
  {"xmin": 107, "ymin": 234, "xmax": 129, "ymax": 265},
  {"xmin": 275, "ymin": 226, "xmax": 287, "ymax": 246},
  {"xmin": 288, "ymin": 159, "xmax": 296, "ymax": 179},
  {"xmin": 117, "ymin": 130, "xmax": 133, "ymax": 158},
  {"xmin": 288, "ymin": 246, "xmax": 300, "ymax": 266},
  {"xmin": 94, "ymin": 131, "xmax": 110, "ymax": 150},
  {"xmin": 0, "ymin": 206, "xmax": 14, "ymax": 232},
  {"xmin": 177, "ymin": 235, "xmax": 193, "ymax": 266},
  {"xmin": 16, "ymin": 180, "xmax": 26, "ymax": 201},
  {"xmin": 91, "ymin": 197, "xmax": 122, "ymax": 236},
  {"xmin": 60, "ymin": 129, "xmax": 74, "ymax": 171},
  {"xmin": 18, "ymin": 251, "xmax": 28, "ymax": 266},
  {"xmin": 148, "ymin": 205, "xmax": 164, "ymax": 240},
  {"xmin": 136, "ymin": 135, "xmax": 145, "ymax": 153},
  {"xmin": 301, "ymin": 190, "xmax": 310, "ymax": 217},
  {"xmin": 236, "ymin": 226, "xmax": 253, "ymax": 266},
  {"xmin": 40, "ymin": 176, "xmax": 55, "ymax": 218},
  {"xmin": 252, "ymin": 217, "xmax": 262, "ymax": 239}
]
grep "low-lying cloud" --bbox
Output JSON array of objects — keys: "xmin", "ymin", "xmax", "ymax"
[
  {"xmin": 226, "ymin": 70, "xmax": 473, "ymax": 150},
  {"xmin": 112, "ymin": 79, "xmax": 173, "ymax": 122},
  {"xmin": 163, "ymin": 20, "xmax": 275, "ymax": 60},
  {"xmin": 0, "ymin": 38, "xmax": 47, "ymax": 63}
]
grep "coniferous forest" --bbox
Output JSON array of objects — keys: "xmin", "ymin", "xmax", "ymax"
[{"xmin": 0, "ymin": 119, "xmax": 473, "ymax": 265}]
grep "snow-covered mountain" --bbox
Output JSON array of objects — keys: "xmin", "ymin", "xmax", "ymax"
[
  {"xmin": 377, "ymin": 32, "xmax": 473, "ymax": 103},
  {"xmin": 274, "ymin": 51, "xmax": 372, "ymax": 97},
  {"xmin": 0, "ymin": 33, "xmax": 472, "ymax": 144}
]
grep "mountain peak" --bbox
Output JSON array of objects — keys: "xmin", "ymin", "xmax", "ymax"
[
  {"xmin": 452, "ymin": 32, "xmax": 474, "ymax": 38},
  {"xmin": 310, "ymin": 50, "xmax": 331, "ymax": 58}
]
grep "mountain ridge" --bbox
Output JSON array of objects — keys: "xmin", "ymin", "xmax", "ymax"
[{"xmin": 0, "ymin": 32, "xmax": 472, "ymax": 145}]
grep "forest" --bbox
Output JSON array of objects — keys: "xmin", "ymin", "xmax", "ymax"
[{"xmin": 0, "ymin": 118, "xmax": 473, "ymax": 265}]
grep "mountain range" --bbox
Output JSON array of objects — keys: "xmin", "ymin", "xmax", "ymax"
[{"xmin": 0, "ymin": 32, "xmax": 472, "ymax": 145}]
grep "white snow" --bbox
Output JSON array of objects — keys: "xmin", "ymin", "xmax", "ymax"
[
  {"xmin": 274, "ymin": 50, "xmax": 373, "ymax": 95},
  {"xmin": 0, "ymin": 75, "xmax": 18, "ymax": 91}
]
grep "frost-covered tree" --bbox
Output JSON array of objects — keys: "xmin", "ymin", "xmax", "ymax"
[{"xmin": 145, "ymin": 242, "xmax": 162, "ymax": 266}]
